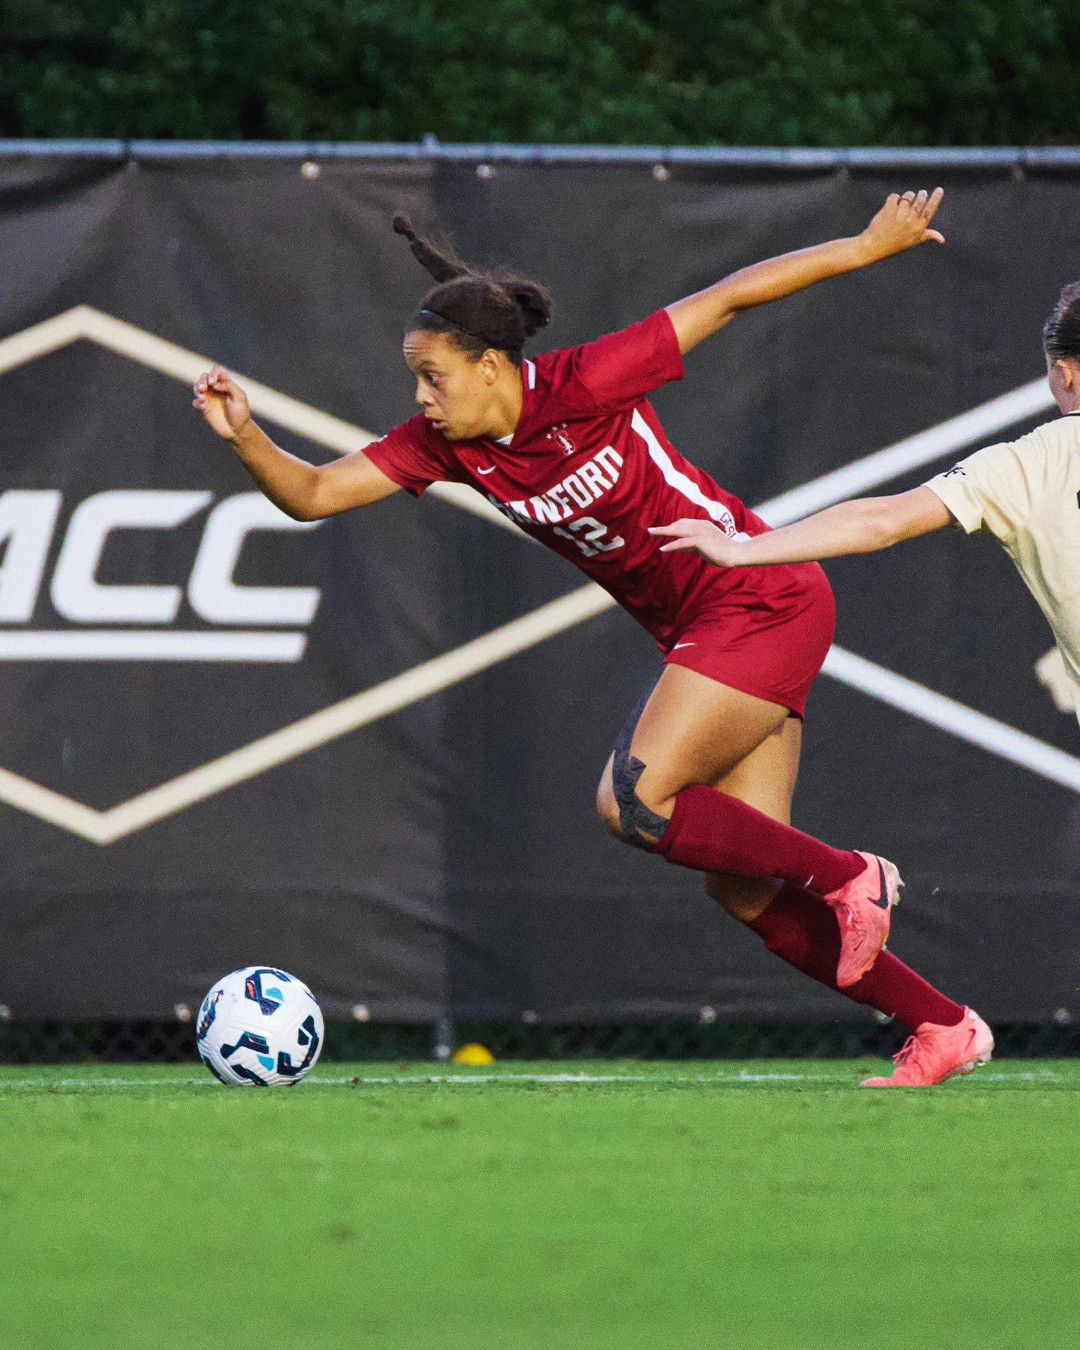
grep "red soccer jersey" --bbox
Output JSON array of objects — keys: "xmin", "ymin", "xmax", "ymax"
[{"xmin": 366, "ymin": 309, "xmax": 815, "ymax": 650}]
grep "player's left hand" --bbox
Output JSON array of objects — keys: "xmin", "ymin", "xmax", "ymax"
[
  {"xmin": 858, "ymin": 187, "xmax": 945, "ymax": 262},
  {"xmin": 649, "ymin": 519, "xmax": 745, "ymax": 566}
]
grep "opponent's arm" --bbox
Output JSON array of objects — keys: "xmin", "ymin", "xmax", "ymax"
[
  {"xmin": 649, "ymin": 487, "xmax": 955, "ymax": 567},
  {"xmin": 193, "ymin": 367, "xmax": 402, "ymax": 520},
  {"xmin": 665, "ymin": 188, "xmax": 945, "ymax": 356}
]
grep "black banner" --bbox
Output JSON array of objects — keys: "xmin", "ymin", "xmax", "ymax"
[{"xmin": 1, "ymin": 150, "xmax": 1078, "ymax": 1023}]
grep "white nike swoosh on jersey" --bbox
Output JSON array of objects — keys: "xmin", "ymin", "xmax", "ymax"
[
  {"xmin": 671, "ymin": 642, "xmax": 696, "ymax": 650},
  {"xmin": 476, "ymin": 465, "xmax": 497, "ymax": 475}
]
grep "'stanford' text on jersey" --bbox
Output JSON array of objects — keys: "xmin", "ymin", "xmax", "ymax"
[{"xmin": 365, "ymin": 309, "xmax": 823, "ymax": 650}]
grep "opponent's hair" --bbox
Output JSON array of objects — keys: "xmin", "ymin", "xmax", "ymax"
[
  {"xmin": 392, "ymin": 213, "xmax": 552, "ymax": 364},
  {"xmin": 1043, "ymin": 282, "xmax": 1080, "ymax": 363}
]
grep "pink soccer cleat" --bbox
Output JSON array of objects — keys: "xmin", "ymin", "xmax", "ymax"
[
  {"xmin": 822, "ymin": 851, "xmax": 902, "ymax": 989},
  {"xmin": 860, "ymin": 1008, "xmax": 994, "ymax": 1088}
]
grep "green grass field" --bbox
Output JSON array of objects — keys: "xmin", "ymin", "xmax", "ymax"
[{"xmin": 2, "ymin": 1060, "xmax": 1077, "ymax": 1349}]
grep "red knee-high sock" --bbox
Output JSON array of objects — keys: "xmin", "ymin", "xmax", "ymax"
[
  {"xmin": 747, "ymin": 883, "xmax": 964, "ymax": 1031},
  {"xmin": 656, "ymin": 784, "xmax": 864, "ymax": 893}
]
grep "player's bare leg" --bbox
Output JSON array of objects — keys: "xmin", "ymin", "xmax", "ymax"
[
  {"xmin": 603, "ymin": 711, "xmax": 986, "ymax": 1079},
  {"xmin": 597, "ymin": 664, "xmax": 899, "ymax": 984},
  {"xmin": 597, "ymin": 717, "xmax": 788, "ymax": 924}
]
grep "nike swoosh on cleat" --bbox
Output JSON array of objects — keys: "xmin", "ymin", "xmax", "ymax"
[{"xmin": 873, "ymin": 859, "xmax": 890, "ymax": 908}]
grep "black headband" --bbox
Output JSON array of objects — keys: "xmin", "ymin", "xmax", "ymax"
[{"xmin": 419, "ymin": 307, "xmax": 518, "ymax": 352}]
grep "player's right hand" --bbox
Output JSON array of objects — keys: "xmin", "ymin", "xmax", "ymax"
[{"xmin": 192, "ymin": 367, "xmax": 252, "ymax": 440}]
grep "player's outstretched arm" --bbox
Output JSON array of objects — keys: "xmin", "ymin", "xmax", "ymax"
[
  {"xmin": 665, "ymin": 188, "xmax": 945, "ymax": 356},
  {"xmin": 193, "ymin": 367, "xmax": 402, "ymax": 520},
  {"xmin": 649, "ymin": 487, "xmax": 955, "ymax": 568}
]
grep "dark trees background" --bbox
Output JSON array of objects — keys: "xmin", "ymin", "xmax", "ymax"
[{"xmin": 2, "ymin": 1, "xmax": 1078, "ymax": 146}]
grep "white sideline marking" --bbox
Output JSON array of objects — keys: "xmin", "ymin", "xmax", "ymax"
[
  {"xmin": 0, "ymin": 1069, "xmax": 1060, "ymax": 1089},
  {"xmin": 286, "ymin": 1069, "xmax": 1060, "ymax": 1086},
  {"xmin": 0, "ymin": 1073, "xmax": 814, "ymax": 1089},
  {"xmin": 0, "ymin": 303, "xmax": 1071, "ymax": 841}
]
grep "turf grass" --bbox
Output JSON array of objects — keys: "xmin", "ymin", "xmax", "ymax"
[{"xmin": 1, "ymin": 1059, "xmax": 1076, "ymax": 1349}]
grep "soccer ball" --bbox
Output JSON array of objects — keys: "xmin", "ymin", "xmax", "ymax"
[{"xmin": 196, "ymin": 967, "xmax": 324, "ymax": 1086}]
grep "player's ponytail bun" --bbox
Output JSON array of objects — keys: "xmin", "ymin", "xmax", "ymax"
[
  {"xmin": 393, "ymin": 209, "xmax": 552, "ymax": 363},
  {"xmin": 503, "ymin": 279, "xmax": 553, "ymax": 340}
]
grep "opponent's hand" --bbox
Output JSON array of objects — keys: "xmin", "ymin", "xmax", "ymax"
[
  {"xmin": 649, "ymin": 519, "xmax": 746, "ymax": 566},
  {"xmin": 192, "ymin": 367, "xmax": 252, "ymax": 440},
  {"xmin": 858, "ymin": 187, "xmax": 945, "ymax": 263}
]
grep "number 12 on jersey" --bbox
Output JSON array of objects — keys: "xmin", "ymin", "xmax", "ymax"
[{"xmin": 552, "ymin": 516, "xmax": 625, "ymax": 558}]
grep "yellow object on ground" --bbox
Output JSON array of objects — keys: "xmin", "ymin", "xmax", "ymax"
[{"xmin": 451, "ymin": 1042, "xmax": 495, "ymax": 1066}]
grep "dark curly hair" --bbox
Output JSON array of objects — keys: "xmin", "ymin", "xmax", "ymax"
[
  {"xmin": 392, "ymin": 213, "xmax": 552, "ymax": 366},
  {"xmin": 1043, "ymin": 281, "xmax": 1080, "ymax": 363}
]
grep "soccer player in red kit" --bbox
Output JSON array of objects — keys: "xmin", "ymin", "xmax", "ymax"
[{"xmin": 194, "ymin": 188, "xmax": 992, "ymax": 1086}]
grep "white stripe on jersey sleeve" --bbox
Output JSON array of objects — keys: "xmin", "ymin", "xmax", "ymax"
[{"xmin": 631, "ymin": 408, "xmax": 739, "ymax": 534}]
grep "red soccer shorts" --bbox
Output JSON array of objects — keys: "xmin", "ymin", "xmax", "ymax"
[{"xmin": 662, "ymin": 564, "xmax": 836, "ymax": 717}]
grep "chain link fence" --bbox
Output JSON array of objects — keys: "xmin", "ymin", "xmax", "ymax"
[{"xmin": 0, "ymin": 1018, "xmax": 1076, "ymax": 1065}]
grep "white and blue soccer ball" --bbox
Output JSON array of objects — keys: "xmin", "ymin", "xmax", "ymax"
[{"xmin": 196, "ymin": 967, "xmax": 324, "ymax": 1087}]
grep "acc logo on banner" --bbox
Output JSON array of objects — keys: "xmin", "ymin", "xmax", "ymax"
[{"xmin": 0, "ymin": 489, "xmax": 322, "ymax": 662}]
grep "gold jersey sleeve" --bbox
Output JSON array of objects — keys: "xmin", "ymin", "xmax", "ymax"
[
  {"xmin": 923, "ymin": 435, "xmax": 1038, "ymax": 547},
  {"xmin": 923, "ymin": 414, "xmax": 1080, "ymax": 723}
]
